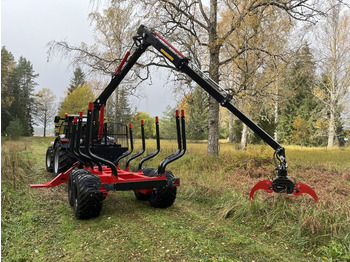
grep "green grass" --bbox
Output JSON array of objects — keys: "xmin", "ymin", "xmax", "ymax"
[{"xmin": 2, "ymin": 137, "xmax": 350, "ymax": 261}]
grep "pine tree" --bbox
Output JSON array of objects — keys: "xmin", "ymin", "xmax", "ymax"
[
  {"xmin": 115, "ymin": 87, "xmax": 132, "ymax": 126},
  {"xmin": 2, "ymin": 52, "xmax": 38, "ymax": 136},
  {"xmin": 1, "ymin": 46, "xmax": 16, "ymax": 134},
  {"xmin": 14, "ymin": 57, "xmax": 38, "ymax": 136},
  {"xmin": 5, "ymin": 118, "xmax": 24, "ymax": 140},
  {"xmin": 67, "ymin": 67, "xmax": 86, "ymax": 95},
  {"xmin": 178, "ymin": 86, "xmax": 208, "ymax": 140},
  {"xmin": 278, "ymin": 43, "xmax": 324, "ymax": 145}
]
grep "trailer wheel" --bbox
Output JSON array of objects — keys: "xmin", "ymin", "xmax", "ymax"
[
  {"xmin": 45, "ymin": 146, "xmax": 54, "ymax": 172},
  {"xmin": 134, "ymin": 167, "xmax": 155, "ymax": 201},
  {"xmin": 72, "ymin": 170, "xmax": 103, "ymax": 219},
  {"xmin": 68, "ymin": 169, "xmax": 83, "ymax": 206},
  {"xmin": 148, "ymin": 170, "xmax": 177, "ymax": 208},
  {"xmin": 53, "ymin": 144, "xmax": 75, "ymax": 176}
]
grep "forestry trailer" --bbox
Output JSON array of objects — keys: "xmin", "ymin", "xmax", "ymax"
[{"xmin": 31, "ymin": 25, "xmax": 318, "ymax": 219}]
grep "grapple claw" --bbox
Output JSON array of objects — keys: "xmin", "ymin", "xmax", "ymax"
[
  {"xmin": 293, "ymin": 182, "xmax": 319, "ymax": 202},
  {"xmin": 249, "ymin": 180, "xmax": 273, "ymax": 200}
]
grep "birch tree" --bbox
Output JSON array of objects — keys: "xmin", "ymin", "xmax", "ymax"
[
  {"xmin": 314, "ymin": 2, "xmax": 350, "ymax": 147},
  {"xmin": 49, "ymin": 0, "xmax": 327, "ymax": 154},
  {"xmin": 34, "ymin": 88, "xmax": 57, "ymax": 137},
  {"xmin": 138, "ymin": 0, "xmax": 323, "ymax": 155}
]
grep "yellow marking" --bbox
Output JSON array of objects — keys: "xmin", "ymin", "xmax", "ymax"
[{"xmin": 160, "ymin": 48, "xmax": 174, "ymax": 61}]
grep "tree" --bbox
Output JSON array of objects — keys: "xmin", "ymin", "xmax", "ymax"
[
  {"xmin": 34, "ymin": 88, "xmax": 57, "ymax": 137},
  {"xmin": 313, "ymin": 2, "xmax": 350, "ymax": 147},
  {"xmin": 2, "ymin": 52, "xmax": 39, "ymax": 136},
  {"xmin": 291, "ymin": 115, "xmax": 312, "ymax": 146},
  {"xmin": 178, "ymin": 86, "xmax": 208, "ymax": 140},
  {"xmin": 219, "ymin": 5, "xmax": 293, "ymax": 149},
  {"xmin": 106, "ymin": 87, "xmax": 132, "ymax": 129},
  {"xmin": 139, "ymin": 0, "xmax": 323, "ymax": 155},
  {"xmin": 48, "ymin": 3, "xmax": 140, "ymax": 138},
  {"xmin": 58, "ymin": 84, "xmax": 96, "ymax": 117},
  {"xmin": 5, "ymin": 118, "xmax": 24, "ymax": 140},
  {"xmin": 68, "ymin": 67, "xmax": 86, "ymax": 95},
  {"xmin": 1, "ymin": 46, "xmax": 16, "ymax": 134},
  {"xmin": 48, "ymin": 3, "xmax": 141, "ymax": 79},
  {"xmin": 278, "ymin": 44, "xmax": 323, "ymax": 145},
  {"xmin": 49, "ymin": 0, "xmax": 328, "ymax": 154},
  {"xmin": 131, "ymin": 112, "xmax": 155, "ymax": 139},
  {"xmin": 160, "ymin": 106, "xmax": 177, "ymax": 140}
]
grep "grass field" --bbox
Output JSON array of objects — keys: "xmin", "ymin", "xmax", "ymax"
[{"xmin": 2, "ymin": 137, "xmax": 350, "ymax": 261}]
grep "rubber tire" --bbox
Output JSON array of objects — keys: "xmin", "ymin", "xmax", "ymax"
[
  {"xmin": 45, "ymin": 145, "xmax": 54, "ymax": 172},
  {"xmin": 68, "ymin": 169, "xmax": 82, "ymax": 206},
  {"xmin": 72, "ymin": 170, "xmax": 103, "ymax": 219},
  {"xmin": 134, "ymin": 167, "xmax": 155, "ymax": 201},
  {"xmin": 53, "ymin": 143, "xmax": 76, "ymax": 176},
  {"xmin": 148, "ymin": 170, "xmax": 177, "ymax": 208}
]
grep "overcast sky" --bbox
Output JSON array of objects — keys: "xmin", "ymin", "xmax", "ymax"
[{"xmin": 1, "ymin": 0, "xmax": 176, "ymax": 117}]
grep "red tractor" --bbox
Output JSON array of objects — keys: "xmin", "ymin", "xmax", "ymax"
[{"xmin": 31, "ymin": 25, "xmax": 317, "ymax": 219}]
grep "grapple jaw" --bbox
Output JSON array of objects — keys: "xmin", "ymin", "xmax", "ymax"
[
  {"xmin": 249, "ymin": 148, "xmax": 318, "ymax": 202},
  {"xmin": 249, "ymin": 180, "xmax": 273, "ymax": 200},
  {"xmin": 293, "ymin": 182, "xmax": 319, "ymax": 202},
  {"xmin": 249, "ymin": 176, "xmax": 318, "ymax": 202}
]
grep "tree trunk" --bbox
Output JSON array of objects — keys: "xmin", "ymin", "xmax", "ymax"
[
  {"xmin": 327, "ymin": 9, "xmax": 339, "ymax": 147},
  {"xmin": 43, "ymin": 112, "xmax": 47, "ymax": 137},
  {"xmin": 207, "ymin": 0, "xmax": 220, "ymax": 156},
  {"xmin": 228, "ymin": 112, "xmax": 234, "ymax": 143},
  {"xmin": 328, "ymin": 106, "xmax": 335, "ymax": 147},
  {"xmin": 240, "ymin": 123, "xmax": 248, "ymax": 150},
  {"xmin": 274, "ymin": 81, "xmax": 279, "ymax": 142},
  {"xmin": 208, "ymin": 97, "xmax": 220, "ymax": 155}
]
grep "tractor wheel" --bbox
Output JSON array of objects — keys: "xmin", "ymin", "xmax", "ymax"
[
  {"xmin": 68, "ymin": 169, "xmax": 83, "ymax": 206},
  {"xmin": 72, "ymin": 170, "xmax": 103, "ymax": 219},
  {"xmin": 134, "ymin": 167, "xmax": 155, "ymax": 201},
  {"xmin": 148, "ymin": 170, "xmax": 177, "ymax": 208},
  {"xmin": 45, "ymin": 145, "xmax": 54, "ymax": 172},
  {"xmin": 53, "ymin": 143, "xmax": 75, "ymax": 176}
]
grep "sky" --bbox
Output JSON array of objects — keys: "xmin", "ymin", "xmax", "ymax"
[{"xmin": 1, "ymin": 0, "xmax": 177, "ymax": 118}]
